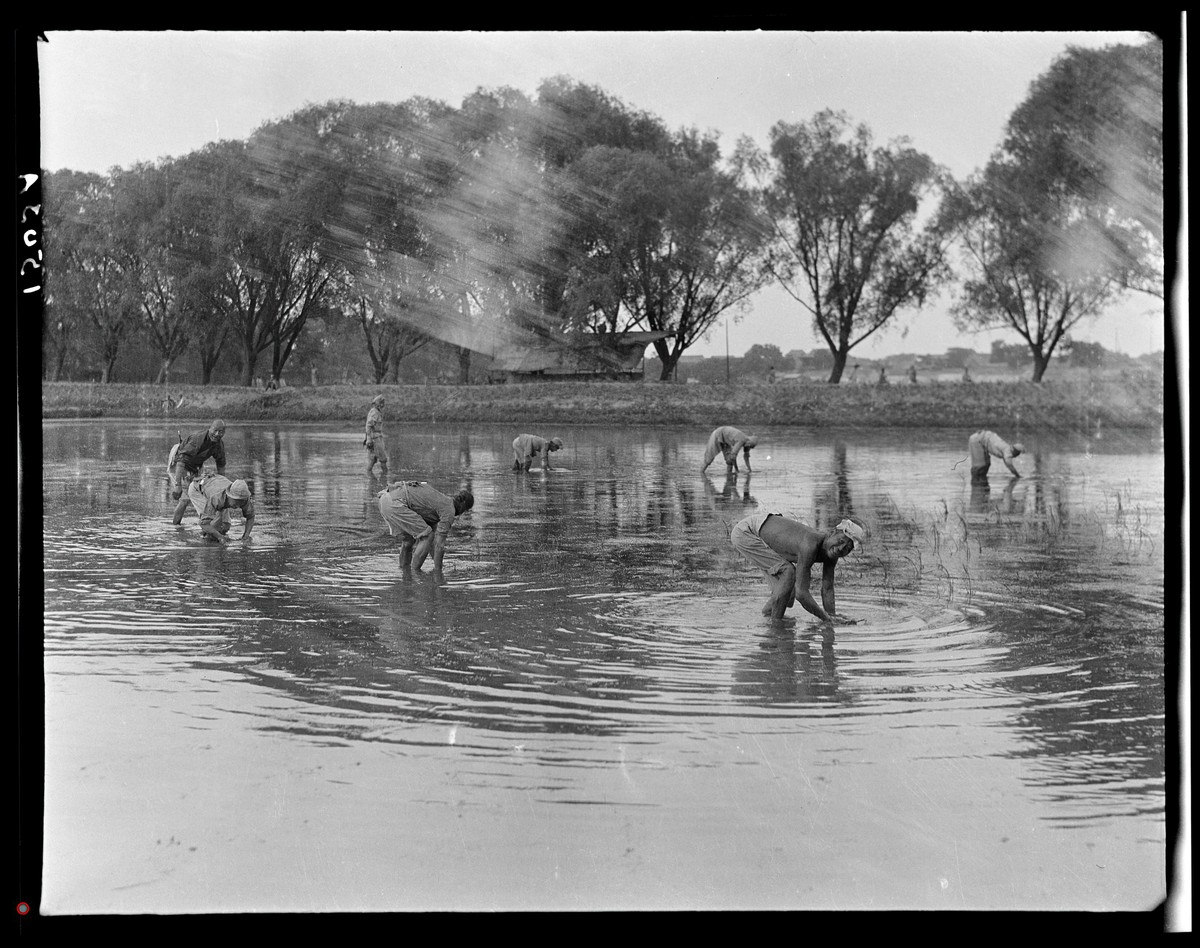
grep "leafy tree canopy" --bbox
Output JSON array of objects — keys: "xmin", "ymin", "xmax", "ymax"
[
  {"xmin": 939, "ymin": 38, "xmax": 1163, "ymax": 381},
  {"xmin": 738, "ymin": 110, "xmax": 951, "ymax": 383},
  {"xmin": 1002, "ymin": 38, "xmax": 1165, "ymax": 299}
]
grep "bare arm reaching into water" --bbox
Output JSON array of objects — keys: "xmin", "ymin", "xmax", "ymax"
[
  {"xmin": 238, "ymin": 500, "xmax": 254, "ymax": 540},
  {"xmin": 818, "ymin": 558, "xmax": 856, "ymax": 624},
  {"xmin": 793, "ymin": 560, "xmax": 830, "ymax": 622}
]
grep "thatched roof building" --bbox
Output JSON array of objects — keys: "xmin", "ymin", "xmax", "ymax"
[{"xmin": 489, "ymin": 330, "xmax": 673, "ymax": 382}]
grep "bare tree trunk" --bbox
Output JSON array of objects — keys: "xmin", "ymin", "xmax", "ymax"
[
  {"xmin": 651, "ymin": 339, "xmax": 679, "ymax": 381},
  {"xmin": 241, "ymin": 341, "xmax": 257, "ymax": 387},
  {"xmin": 827, "ymin": 349, "xmax": 848, "ymax": 384},
  {"xmin": 456, "ymin": 293, "xmax": 472, "ymax": 384}
]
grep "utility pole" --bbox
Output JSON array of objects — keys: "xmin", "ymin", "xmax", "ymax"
[{"xmin": 725, "ymin": 319, "xmax": 730, "ymax": 384}]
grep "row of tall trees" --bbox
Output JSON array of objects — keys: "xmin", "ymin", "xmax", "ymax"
[
  {"xmin": 43, "ymin": 38, "xmax": 1164, "ymax": 385},
  {"xmin": 44, "ymin": 79, "xmax": 766, "ymax": 385},
  {"xmin": 939, "ymin": 39, "xmax": 1164, "ymax": 381}
]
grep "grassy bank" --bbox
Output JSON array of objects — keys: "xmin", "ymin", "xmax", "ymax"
[{"xmin": 39, "ymin": 374, "xmax": 1164, "ymax": 430}]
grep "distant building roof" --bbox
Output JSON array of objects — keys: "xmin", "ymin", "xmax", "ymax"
[{"xmin": 493, "ymin": 330, "xmax": 673, "ymax": 376}]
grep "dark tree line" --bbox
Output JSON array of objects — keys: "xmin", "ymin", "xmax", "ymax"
[{"xmin": 43, "ymin": 39, "xmax": 1164, "ymax": 386}]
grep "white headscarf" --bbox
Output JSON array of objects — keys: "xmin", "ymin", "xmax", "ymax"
[{"xmin": 835, "ymin": 518, "xmax": 866, "ymax": 554}]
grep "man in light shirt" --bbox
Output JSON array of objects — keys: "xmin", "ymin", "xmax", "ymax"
[
  {"xmin": 377, "ymin": 480, "xmax": 474, "ymax": 572},
  {"xmin": 967, "ymin": 430, "xmax": 1024, "ymax": 482},
  {"xmin": 512, "ymin": 434, "xmax": 564, "ymax": 472},
  {"xmin": 184, "ymin": 473, "xmax": 255, "ymax": 542},
  {"xmin": 701, "ymin": 425, "xmax": 759, "ymax": 474},
  {"xmin": 364, "ymin": 394, "xmax": 389, "ymax": 479}
]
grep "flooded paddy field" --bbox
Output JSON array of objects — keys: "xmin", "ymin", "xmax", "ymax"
[{"xmin": 39, "ymin": 420, "xmax": 1169, "ymax": 912}]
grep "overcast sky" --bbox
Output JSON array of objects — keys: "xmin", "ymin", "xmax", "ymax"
[{"xmin": 36, "ymin": 29, "xmax": 1168, "ymax": 360}]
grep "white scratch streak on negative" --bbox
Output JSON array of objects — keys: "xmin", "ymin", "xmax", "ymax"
[
  {"xmin": 618, "ymin": 745, "xmax": 636, "ymax": 790},
  {"xmin": 954, "ymin": 841, "xmax": 965, "ymax": 904},
  {"xmin": 751, "ymin": 735, "xmax": 778, "ymax": 781}
]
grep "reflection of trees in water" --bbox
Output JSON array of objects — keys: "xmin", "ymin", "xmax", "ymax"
[
  {"xmin": 46, "ymin": 474, "xmax": 142, "ymax": 514},
  {"xmin": 849, "ymin": 489, "xmax": 925, "ymax": 603},
  {"xmin": 643, "ymin": 450, "xmax": 678, "ymax": 533},
  {"xmin": 811, "ymin": 441, "xmax": 854, "ymax": 533},
  {"xmin": 632, "ymin": 460, "xmax": 750, "ymax": 538},
  {"xmin": 805, "ymin": 441, "xmax": 887, "ymax": 595},
  {"xmin": 268, "ymin": 431, "xmax": 284, "ymax": 495},
  {"xmin": 702, "ymin": 472, "xmax": 757, "ymax": 513},
  {"xmin": 850, "ymin": 450, "xmax": 1157, "ymax": 619},
  {"xmin": 687, "ymin": 473, "xmax": 758, "ymax": 581},
  {"xmin": 871, "ymin": 450, "xmax": 1140, "ymax": 605},
  {"xmin": 486, "ymin": 460, "xmax": 731, "ymax": 593},
  {"xmin": 729, "ymin": 628, "xmax": 846, "ymax": 706},
  {"xmin": 588, "ymin": 471, "xmax": 631, "ymax": 539},
  {"xmin": 524, "ymin": 463, "xmax": 678, "ymax": 536}
]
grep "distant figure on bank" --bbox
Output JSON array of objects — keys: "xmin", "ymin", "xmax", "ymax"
[
  {"xmin": 731, "ymin": 513, "xmax": 866, "ymax": 623},
  {"xmin": 877, "ymin": 366, "xmax": 888, "ymax": 386},
  {"xmin": 768, "ymin": 366, "xmax": 776, "ymax": 384},
  {"xmin": 968, "ymin": 430, "xmax": 1024, "ymax": 482},
  {"xmin": 701, "ymin": 425, "xmax": 758, "ymax": 474},
  {"xmin": 962, "ymin": 365, "xmax": 973, "ymax": 383},
  {"xmin": 168, "ymin": 419, "xmax": 227, "ymax": 522},
  {"xmin": 908, "ymin": 364, "xmax": 918, "ymax": 385},
  {"xmin": 377, "ymin": 480, "xmax": 474, "ymax": 572},
  {"xmin": 364, "ymin": 394, "xmax": 389, "ymax": 478},
  {"xmin": 512, "ymin": 434, "xmax": 564, "ymax": 472},
  {"xmin": 182, "ymin": 473, "xmax": 255, "ymax": 542}
]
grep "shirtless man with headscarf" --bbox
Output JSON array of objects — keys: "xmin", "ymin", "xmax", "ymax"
[{"xmin": 731, "ymin": 513, "xmax": 866, "ymax": 623}]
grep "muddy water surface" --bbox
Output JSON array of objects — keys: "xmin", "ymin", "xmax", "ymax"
[{"xmin": 40, "ymin": 421, "xmax": 1168, "ymax": 912}]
